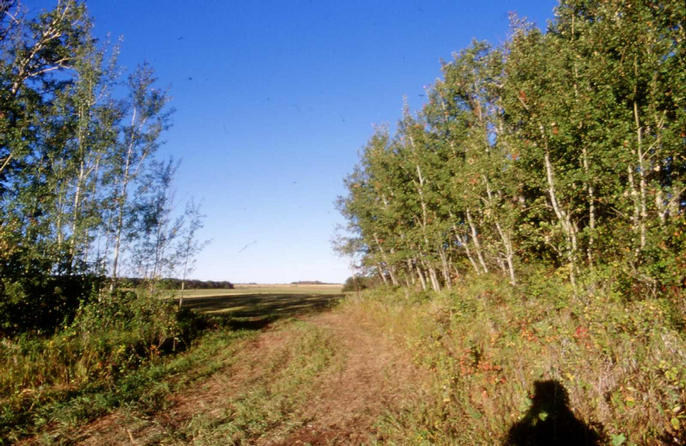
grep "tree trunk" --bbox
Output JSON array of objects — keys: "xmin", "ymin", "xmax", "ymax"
[
  {"xmin": 582, "ymin": 145, "xmax": 595, "ymax": 266},
  {"xmin": 540, "ymin": 123, "xmax": 578, "ymax": 289},
  {"xmin": 373, "ymin": 233, "xmax": 398, "ymax": 286},
  {"xmin": 414, "ymin": 258, "xmax": 428, "ymax": 291},
  {"xmin": 466, "ymin": 208, "xmax": 488, "ymax": 273},
  {"xmin": 633, "ymin": 98, "xmax": 647, "ymax": 250},
  {"xmin": 421, "ymin": 257, "xmax": 441, "ymax": 292},
  {"xmin": 438, "ymin": 245, "xmax": 452, "ymax": 289},
  {"xmin": 376, "ymin": 263, "xmax": 389, "ymax": 285},
  {"xmin": 483, "ymin": 177, "xmax": 516, "ymax": 284}
]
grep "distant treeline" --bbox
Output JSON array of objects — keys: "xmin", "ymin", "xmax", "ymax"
[
  {"xmin": 290, "ymin": 281, "xmax": 337, "ymax": 285},
  {"xmin": 122, "ymin": 278, "xmax": 234, "ymax": 290}
]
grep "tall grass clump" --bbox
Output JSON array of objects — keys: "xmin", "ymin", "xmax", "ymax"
[{"xmin": 351, "ymin": 274, "xmax": 685, "ymax": 445}]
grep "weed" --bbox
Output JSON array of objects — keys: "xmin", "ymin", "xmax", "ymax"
[{"xmin": 353, "ymin": 275, "xmax": 685, "ymax": 444}]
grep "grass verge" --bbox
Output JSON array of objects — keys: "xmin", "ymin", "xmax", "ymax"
[
  {"xmin": 173, "ymin": 320, "xmax": 340, "ymax": 445},
  {"xmin": 353, "ymin": 275, "xmax": 685, "ymax": 445}
]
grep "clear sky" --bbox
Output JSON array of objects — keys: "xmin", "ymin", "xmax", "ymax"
[{"xmin": 30, "ymin": 0, "xmax": 556, "ymax": 283}]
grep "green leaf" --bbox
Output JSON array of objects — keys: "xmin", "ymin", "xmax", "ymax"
[
  {"xmin": 611, "ymin": 433, "xmax": 626, "ymax": 446},
  {"xmin": 671, "ymin": 417, "xmax": 680, "ymax": 431}
]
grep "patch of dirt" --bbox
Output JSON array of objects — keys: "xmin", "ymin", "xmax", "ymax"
[{"xmin": 34, "ymin": 307, "xmax": 426, "ymax": 445}]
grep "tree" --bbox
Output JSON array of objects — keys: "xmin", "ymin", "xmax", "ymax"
[
  {"xmin": 108, "ymin": 63, "xmax": 172, "ymax": 285},
  {"xmin": 337, "ymin": 0, "xmax": 685, "ymax": 297},
  {"xmin": 176, "ymin": 198, "xmax": 208, "ymax": 307}
]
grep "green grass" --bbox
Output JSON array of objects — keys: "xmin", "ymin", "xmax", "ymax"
[
  {"xmin": 176, "ymin": 288, "xmax": 344, "ymax": 322},
  {"xmin": 5, "ymin": 278, "xmax": 683, "ymax": 444},
  {"xmin": 0, "ymin": 321, "xmax": 255, "ymax": 444},
  {"xmin": 0, "ymin": 287, "xmax": 343, "ymax": 444}
]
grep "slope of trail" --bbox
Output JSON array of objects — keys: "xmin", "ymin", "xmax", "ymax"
[{"xmin": 55, "ymin": 305, "xmax": 427, "ymax": 445}]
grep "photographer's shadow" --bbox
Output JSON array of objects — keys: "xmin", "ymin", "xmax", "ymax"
[{"xmin": 504, "ymin": 380, "xmax": 602, "ymax": 446}]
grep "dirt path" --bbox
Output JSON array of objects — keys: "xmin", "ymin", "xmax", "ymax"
[
  {"xmin": 59, "ymin": 306, "xmax": 426, "ymax": 445},
  {"xmin": 275, "ymin": 310, "xmax": 425, "ymax": 445}
]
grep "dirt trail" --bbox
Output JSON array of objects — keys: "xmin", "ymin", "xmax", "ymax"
[
  {"xmin": 57, "ymin": 307, "xmax": 426, "ymax": 445},
  {"xmin": 276, "ymin": 310, "xmax": 425, "ymax": 445}
]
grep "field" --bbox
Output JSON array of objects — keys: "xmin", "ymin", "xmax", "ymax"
[
  {"xmin": 175, "ymin": 284, "xmax": 343, "ymax": 321},
  {"xmin": 176, "ymin": 283, "xmax": 343, "ymax": 298},
  {"xmin": 3, "ymin": 285, "xmax": 347, "ymax": 444}
]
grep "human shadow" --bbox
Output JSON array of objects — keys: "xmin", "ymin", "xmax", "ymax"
[{"xmin": 504, "ymin": 380, "xmax": 602, "ymax": 446}]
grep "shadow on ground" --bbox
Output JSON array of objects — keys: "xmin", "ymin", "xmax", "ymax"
[
  {"xmin": 504, "ymin": 380, "xmax": 603, "ymax": 446},
  {"xmin": 181, "ymin": 293, "xmax": 344, "ymax": 328}
]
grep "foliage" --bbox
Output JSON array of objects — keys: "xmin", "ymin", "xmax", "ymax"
[
  {"xmin": 0, "ymin": 274, "xmax": 101, "ymax": 336},
  {"xmin": 341, "ymin": 274, "xmax": 382, "ymax": 292},
  {"xmin": 354, "ymin": 276, "xmax": 686, "ymax": 444},
  {"xmin": 0, "ymin": 287, "xmax": 222, "ymax": 443},
  {"xmin": 337, "ymin": 0, "xmax": 686, "ymax": 296},
  {"xmin": 0, "ymin": 1, "xmax": 207, "ymax": 335}
]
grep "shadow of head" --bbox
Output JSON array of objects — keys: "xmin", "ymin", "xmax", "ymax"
[{"xmin": 504, "ymin": 380, "xmax": 602, "ymax": 446}]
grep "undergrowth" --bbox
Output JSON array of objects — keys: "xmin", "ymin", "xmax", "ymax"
[
  {"xmin": 3, "ymin": 276, "xmax": 683, "ymax": 445},
  {"xmin": 348, "ymin": 274, "xmax": 686, "ymax": 445},
  {"xmin": 0, "ymin": 290, "xmax": 251, "ymax": 444}
]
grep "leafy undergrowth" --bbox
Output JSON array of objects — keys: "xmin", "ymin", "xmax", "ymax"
[
  {"xmin": 0, "ymin": 291, "xmax": 253, "ymax": 444},
  {"xmin": 355, "ymin": 275, "xmax": 685, "ymax": 445}
]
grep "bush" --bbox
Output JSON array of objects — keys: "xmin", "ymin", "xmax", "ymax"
[
  {"xmin": 0, "ymin": 288, "xmax": 205, "ymax": 442},
  {"xmin": 341, "ymin": 275, "xmax": 382, "ymax": 292},
  {"xmin": 0, "ymin": 274, "xmax": 103, "ymax": 336},
  {"xmin": 348, "ymin": 273, "xmax": 686, "ymax": 444}
]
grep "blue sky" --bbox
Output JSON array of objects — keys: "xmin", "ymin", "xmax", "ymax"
[{"xmin": 31, "ymin": 1, "xmax": 556, "ymax": 283}]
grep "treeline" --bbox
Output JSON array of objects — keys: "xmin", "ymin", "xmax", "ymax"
[
  {"xmin": 0, "ymin": 1, "xmax": 205, "ymax": 334},
  {"xmin": 290, "ymin": 280, "xmax": 335, "ymax": 285},
  {"xmin": 124, "ymin": 277, "xmax": 234, "ymax": 290},
  {"xmin": 338, "ymin": 0, "xmax": 685, "ymax": 296}
]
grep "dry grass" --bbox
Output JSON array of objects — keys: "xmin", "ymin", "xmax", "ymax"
[{"xmin": 52, "ymin": 303, "xmax": 426, "ymax": 445}]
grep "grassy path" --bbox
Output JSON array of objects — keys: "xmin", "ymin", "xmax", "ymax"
[{"xmin": 45, "ymin": 300, "xmax": 426, "ymax": 445}]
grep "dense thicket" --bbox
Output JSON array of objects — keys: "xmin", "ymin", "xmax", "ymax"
[
  {"xmin": 0, "ymin": 1, "xmax": 202, "ymax": 335},
  {"xmin": 338, "ymin": 0, "xmax": 685, "ymax": 299}
]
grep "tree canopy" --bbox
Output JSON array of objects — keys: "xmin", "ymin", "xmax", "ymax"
[{"xmin": 338, "ymin": 0, "xmax": 685, "ymax": 296}]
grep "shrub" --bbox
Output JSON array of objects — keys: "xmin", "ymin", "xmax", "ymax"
[
  {"xmin": 0, "ymin": 275, "xmax": 102, "ymax": 336},
  {"xmin": 350, "ymin": 273, "xmax": 686, "ymax": 444},
  {"xmin": 0, "ymin": 288, "xmax": 203, "ymax": 442}
]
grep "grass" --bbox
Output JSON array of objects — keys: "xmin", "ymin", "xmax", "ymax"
[
  {"xmin": 353, "ymin": 275, "xmax": 686, "ymax": 445},
  {"xmin": 1, "ymin": 321, "xmax": 256, "ymax": 444},
  {"xmin": 4, "ymin": 278, "xmax": 683, "ymax": 444},
  {"xmin": 175, "ymin": 321, "xmax": 340, "ymax": 445},
  {"xmin": 175, "ymin": 283, "xmax": 343, "ymax": 299},
  {"xmin": 0, "ymin": 287, "xmax": 341, "ymax": 444}
]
